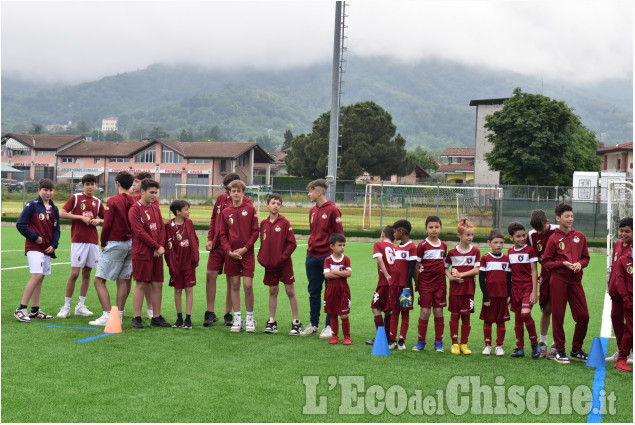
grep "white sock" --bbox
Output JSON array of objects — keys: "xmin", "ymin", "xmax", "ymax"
[
  {"xmin": 119, "ymin": 310, "xmax": 124, "ymax": 318},
  {"xmin": 269, "ymin": 317, "xmax": 275, "ymax": 322},
  {"xmin": 64, "ymin": 297, "xmax": 72, "ymax": 308},
  {"xmin": 78, "ymin": 296, "xmax": 86, "ymax": 306},
  {"xmin": 246, "ymin": 311, "xmax": 254, "ymax": 319},
  {"xmin": 234, "ymin": 312, "xmax": 242, "ymax": 320},
  {"xmin": 540, "ymin": 335, "xmax": 547, "ymax": 345},
  {"xmin": 293, "ymin": 319, "xmax": 300, "ymax": 325},
  {"xmin": 103, "ymin": 310, "xmax": 110, "ymax": 317}
]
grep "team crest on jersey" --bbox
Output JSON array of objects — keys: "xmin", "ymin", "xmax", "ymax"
[
  {"xmin": 262, "ymin": 232, "xmax": 266, "ymax": 241},
  {"xmin": 242, "ymin": 210, "xmax": 248, "ymax": 216},
  {"xmin": 573, "ymin": 236, "xmax": 580, "ymax": 243},
  {"xmin": 467, "ymin": 258, "xmax": 473, "ymax": 264},
  {"xmin": 518, "ymin": 255, "xmax": 524, "ymax": 262},
  {"xmin": 627, "ymin": 266, "xmax": 633, "ymax": 274},
  {"xmin": 322, "ymin": 214, "xmax": 327, "ymax": 219},
  {"xmin": 502, "ymin": 264, "xmax": 507, "ymax": 270},
  {"xmin": 400, "ymin": 252, "xmax": 407, "ymax": 259},
  {"xmin": 275, "ymin": 226, "xmax": 281, "ymax": 232},
  {"xmin": 80, "ymin": 203, "xmax": 86, "ymax": 211},
  {"xmin": 559, "ymin": 242, "xmax": 565, "ymax": 250},
  {"xmin": 229, "ymin": 217, "xmax": 234, "ymax": 226},
  {"xmin": 168, "ymin": 241, "xmax": 173, "ymax": 249},
  {"xmin": 537, "ymin": 243, "xmax": 543, "ymax": 252},
  {"xmin": 38, "ymin": 213, "xmax": 45, "ymax": 220},
  {"xmin": 146, "ymin": 213, "xmax": 151, "ymax": 220},
  {"xmin": 176, "ymin": 234, "xmax": 182, "ymax": 241}
]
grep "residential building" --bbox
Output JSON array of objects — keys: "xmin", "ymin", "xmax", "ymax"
[
  {"xmin": 470, "ymin": 98, "xmax": 507, "ymax": 185},
  {"xmin": 101, "ymin": 117, "xmax": 118, "ymax": 132},
  {"xmin": 437, "ymin": 148, "xmax": 475, "ymax": 184},
  {"xmin": 597, "ymin": 141, "xmax": 633, "ymax": 179}
]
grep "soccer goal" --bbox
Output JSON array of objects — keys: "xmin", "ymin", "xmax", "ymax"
[
  {"xmin": 362, "ymin": 184, "xmax": 503, "ymax": 231},
  {"xmin": 606, "ymin": 180, "xmax": 633, "ymax": 282}
]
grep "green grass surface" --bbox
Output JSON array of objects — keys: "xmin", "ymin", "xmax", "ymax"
[{"xmin": 1, "ymin": 226, "xmax": 632, "ymax": 422}]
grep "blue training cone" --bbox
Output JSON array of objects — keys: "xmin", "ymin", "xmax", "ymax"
[
  {"xmin": 586, "ymin": 337, "xmax": 607, "ymax": 368},
  {"xmin": 371, "ymin": 326, "xmax": 391, "ymax": 356}
]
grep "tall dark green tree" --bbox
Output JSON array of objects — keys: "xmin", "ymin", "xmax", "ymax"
[
  {"xmin": 411, "ymin": 146, "xmax": 439, "ymax": 171},
  {"xmin": 29, "ymin": 123, "xmax": 44, "ymax": 134},
  {"xmin": 484, "ymin": 88, "xmax": 602, "ymax": 186},
  {"xmin": 148, "ymin": 126, "xmax": 169, "ymax": 140},
  {"xmin": 282, "ymin": 129, "xmax": 294, "ymax": 150},
  {"xmin": 104, "ymin": 131, "xmax": 124, "ymax": 142},
  {"xmin": 285, "ymin": 101, "xmax": 414, "ymax": 180}
]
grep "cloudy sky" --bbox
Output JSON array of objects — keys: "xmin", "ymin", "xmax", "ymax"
[{"xmin": 1, "ymin": 0, "xmax": 633, "ymax": 85}]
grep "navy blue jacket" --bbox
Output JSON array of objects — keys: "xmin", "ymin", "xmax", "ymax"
[{"xmin": 17, "ymin": 196, "xmax": 60, "ymax": 257}]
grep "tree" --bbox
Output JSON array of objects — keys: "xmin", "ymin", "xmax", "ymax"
[
  {"xmin": 282, "ymin": 129, "xmax": 294, "ymax": 150},
  {"xmin": 147, "ymin": 126, "xmax": 169, "ymax": 140},
  {"xmin": 484, "ymin": 88, "xmax": 602, "ymax": 186},
  {"xmin": 130, "ymin": 127, "xmax": 147, "ymax": 140},
  {"xmin": 285, "ymin": 101, "xmax": 414, "ymax": 180},
  {"xmin": 104, "ymin": 131, "xmax": 124, "ymax": 142},
  {"xmin": 411, "ymin": 146, "xmax": 439, "ymax": 172},
  {"xmin": 75, "ymin": 120, "xmax": 90, "ymax": 134},
  {"xmin": 29, "ymin": 123, "xmax": 44, "ymax": 134}
]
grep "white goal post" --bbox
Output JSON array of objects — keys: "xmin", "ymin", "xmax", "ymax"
[{"xmin": 606, "ymin": 180, "xmax": 633, "ymax": 283}]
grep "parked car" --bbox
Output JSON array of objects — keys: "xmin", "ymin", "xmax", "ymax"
[{"xmin": 2, "ymin": 178, "xmax": 22, "ymax": 192}]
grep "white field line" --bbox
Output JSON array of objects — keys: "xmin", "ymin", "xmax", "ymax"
[
  {"xmin": 2, "ymin": 262, "xmax": 71, "ymax": 271},
  {"xmin": 600, "ymin": 291, "xmax": 614, "ymax": 339}
]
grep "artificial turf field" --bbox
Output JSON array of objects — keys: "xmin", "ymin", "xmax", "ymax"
[{"xmin": 1, "ymin": 226, "xmax": 632, "ymax": 422}]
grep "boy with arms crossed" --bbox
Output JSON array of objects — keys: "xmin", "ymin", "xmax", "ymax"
[
  {"xmin": 323, "ymin": 233, "xmax": 352, "ymax": 345},
  {"xmin": 131, "ymin": 172, "xmax": 156, "ymax": 318},
  {"xmin": 15, "ymin": 178, "xmax": 60, "ymax": 322},
  {"xmin": 366, "ymin": 226, "xmax": 396, "ymax": 346},
  {"xmin": 57, "ymin": 174, "xmax": 104, "ymax": 318},
  {"xmin": 258, "ymin": 193, "xmax": 302, "ymax": 335}
]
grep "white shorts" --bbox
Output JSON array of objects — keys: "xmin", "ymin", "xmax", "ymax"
[
  {"xmin": 71, "ymin": 243, "xmax": 100, "ymax": 268},
  {"xmin": 95, "ymin": 240, "xmax": 132, "ymax": 281},
  {"xmin": 27, "ymin": 251, "xmax": 52, "ymax": 276}
]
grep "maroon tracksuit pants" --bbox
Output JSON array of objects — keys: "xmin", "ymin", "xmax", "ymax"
[{"xmin": 550, "ymin": 277, "xmax": 589, "ymax": 352}]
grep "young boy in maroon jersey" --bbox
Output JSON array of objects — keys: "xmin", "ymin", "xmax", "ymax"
[
  {"xmin": 606, "ymin": 217, "xmax": 633, "ymax": 363},
  {"xmin": 15, "ymin": 178, "xmax": 60, "ymax": 322},
  {"xmin": 204, "ymin": 172, "xmax": 247, "ymax": 327},
  {"xmin": 219, "ymin": 180, "xmax": 259, "ymax": 333},
  {"xmin": 388, "ymin": 219, "xmax": 417, "ymax": 350},
  {"xmin": 445, "ymin": 217, "xmax": 480, "ymax": 355},
  {"xmin": 165, "ymin": 200, "xmax": 199, "ymax": 329},
  {"xmin": 612, "ymin": 252, "xmax": 633, "ymax": 372},
  {"xmin": 300, "ymin": 179, "xmax": 344, "ymax": 338},
  {"xmin": 56, "ymin": 174, "xmax": 104, "ymax": 318},
  {"xmin": 131, "ymin": 172, "xmax": 156, "ymax": 318},
  {"xmin": 128, "ymin": 179, "xmax": 171, "ymax": 328},
  {"xmin": 528, "ymin": 209, "xmax": 559, "ymax": 357},
  {"xmin": 542, "ymin": 202, "xmax": 590, "ymax": 364},
  {"xmin": 323, "ymin": 233, "xmax": 352, "ymax": 345},
  {"xmin": 365, "ymin": 225, "xmax": 396, "ymax": 346},
  {"xmin": 413, "ymin": 216, "xmax": 447, "ymax": 353},
  {"xmin": 258, "ymin": 193, "xmax": 301, "ymax": 335},
  {"xmin": 507, "ymin": 221, "xmax": 540, "ymax": 359},
  {"xmin": 479, "ymin": 229, "xmax": 511, "ymax": 356},
  {"xmin": 89, "ymin": 172, "xmax": 134, "ymax": 326}
]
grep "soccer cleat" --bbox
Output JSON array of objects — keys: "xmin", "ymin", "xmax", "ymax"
[
  {"xmin": 343, "ymin": 336, "xmax": 352, "ymax": 345},
  {"xmin": 75, "ymin": 305, "xmax": 94, "ymax": 317},
  {"xmin": 319, "ymin": 326, "xmax": 332, "ymax": 339},
  {"xmin": 388, "ymin": 340, "xmax": 397, "ymax": 350},
  {"xmin": 203, "ymin": 311, "xmax": 218, "ymax": 327},
  {"xmin": 460, "ymin": 344, "xmax": 472, "ymax": 355},
  {"xmin": 223, "ymin": 312, "xmax": 233, "ymax": 326},
  {"xmin": 150, "ymin": 315, "xmax": 172, "ymax": 327},
  {"xmin": 264, "ymin": 320, "xmax": 278, "ymax": 333},
  {"xmin": 89, "ymin": 312, "xmax": 110, "ymax": 326},
  {"xmin": 615, "ymin": 359, "xmax": 632, "ymax": 372},
  {"xmin": 495, "ymin": 346, "xmax": 505, "ymax": 356},
  {"xmin": 531, "ymin": 344, "xmax": 540, "ymax": 359},
  {"xmin": 300, "ymin": 325, "xmax": 319, "ymax": 336},
  {"xmin": 397, "ymin": 340, "xmax": 407, "ymax": 350},
  {"xmin": 365, "ymin": 339, "xmax": 375, "ymax": 346},
  {"xmin": 482, "ymin": 345, "xmax": 492, "ymax": 355},
  {"xmin": 412, "ymin": 341, "xmax": 426, "ymax": 351},
  {"xmin": 569, "ymin": 350, "xmax": 588, "ymax": 362},
  {"xmin": 230, "ymin": 317, "xmax": 243, "ymax": 332},
  {"xmin": 173, "ymin": 317, "xmax": 184, "ymax": 328},
  {"xmin": 434, "ymin": 341, "xmax": 444, "ymax": 352},
  {"xmin": 329, "ymin": 335, "xmax": 340, "ymax": 344},
  {"xmin": 183, "ymin": 318, "xmax": 192, "ymax": 329},
  {"xmin": 245, "ymin": 316, "xmax": 256, "ymax": 333},
  {"xmin": 29, "ymin": 310, "xmax": 53, "ymax": 320},
  {"xmin": 14, "ymin": 308, "xmax": 31, "ymax": 322},
  {"xmin": 510, "ymin": 348, "xmax": 525, "ymax": 358},
  {"xmin": 289, "ymin": 321, "xmax": 302, "ymax": 335},
  {"xmin": 554, "ymin": 350, "xmax": 570, "ymax": 364},
  {"xmin": 450, "ymin": 344, "xmax": 461, "ymax": 355},
  {"xmin": 147, "ymin": 308, "xmax": 153, "ymax": 319},
  {"xmin": 605, "ymin": 351, "xmax": 619, "ymax": 362},
  {"xmin": 57, "ymin": 306, "xmax": 71, "ymax": 318},
  {"xmin": 539, "ymin": 342, "xmax": 548, "ymax": 357},
  {"xmin": 131, "ymin": 317, "xmax": 144, "ymax": 328},
  {"xmin": 546, "ymin": 343, "xmax": 557, "ymax": 359}
]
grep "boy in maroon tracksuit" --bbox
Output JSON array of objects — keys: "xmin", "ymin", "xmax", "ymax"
[
  {"xmin": 612, "ymin": 253, "xmax": 633, "ymax": 372},
  {"xmin": 165, "ymin": 200, "xmax": 199, "ymax": 329},
  {"xmin": 219, "ymin": 180, "xmax": 259, "ymax": 333},
  {"xmin": 258, "ymin": 193, "xmax": 301, "ymax": 335},
  {"xmin": 128, "ymin": 179, "xmax": 170, "ymax": 328},
  {"xmin": 542, "ymin": 203, "xmax": 590, "ymax": 364},
  {"xmin": 15, "ymin": 178, "xmax": 60, "ymax": 322}
]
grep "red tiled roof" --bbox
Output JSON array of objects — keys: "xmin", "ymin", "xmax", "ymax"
[
  {"xmin": 2, "ymin": 133, "xmax": 85, "ymax": 150},
  {"xmin": 440, "ymin": 147, "xmax": 475, "ymax": 157},
  {"xmin": 597, "ymin": 141, "xmax": 633, "ymax": 154},
  {"xmin": 268, "ymin": 151, "xmax": 287, "ymax": 163},
  {"xmin": 57, "ymin": 141, "xmax": 151, "ymax": 157},
  {"xmin": 437, "ymin": 159, "xmax": 474, "ymax": 173}
]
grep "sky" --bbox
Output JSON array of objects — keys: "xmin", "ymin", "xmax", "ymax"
[{"xmin": 1, "ymin": 0, "xmax": 633, "ymax": 85}]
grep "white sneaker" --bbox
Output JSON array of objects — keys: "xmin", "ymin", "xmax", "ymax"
[
  {"xmin": 57, "ymin": 305, "xmax": 71, "ymax": 318},
  {"xmin": 230, "ymin": 317, "xmax": 243, "ymax": 332},
  {"xmin": 482, "ymin": 345, "xmax": 492, "ymax": 355},
  {"xmin": 319, "ymin": 325, "xmax": 332, "ymax": 339},
  {"xmin": 89, "ymin": 312, "xmax": 110, "ymax": 326},
  {"xmin": 245, "ymin": 316, "xmax": 256, "ymax": 332},
  {"xmin": 75, "ymin": 304, "xmax": 94, "ymax": 317},
  {"xmin": 300, "ymin": 325, "xmax": 319, "ymax": 336},
  {"xmin": 147, "ymin": 308, "xmax": 154, "ymax": 319},
  {"xmin": 628, "ymin": 354, "xmax": 633, "ymax": 365},
  {"xmin": 605, "ymin": 351, "xmax": 619, "ymax": 362},
  {"xmin": 495, "ymin": 346, "xmax": 505, "ymax": 356}
]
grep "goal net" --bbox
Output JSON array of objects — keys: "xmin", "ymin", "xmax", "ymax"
[
  {"xmin": 606, "ymin": 180, "xmax": 633, "ymax": 282},
  {"xmin": 362, "ymin": 184, "xmax": 503, "ymax": 232}
]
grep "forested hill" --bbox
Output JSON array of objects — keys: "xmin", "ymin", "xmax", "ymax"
[{"xmin": 2, "ymin": 57, "xmax": 632, "ymax": 150}]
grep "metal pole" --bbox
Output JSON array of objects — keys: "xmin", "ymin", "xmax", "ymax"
[
  {"xmin": 436, "ymin": 183, "xmax": 440, "ymax": 216},
  {"xmin": 326, "ymin": 1, "xmax": 343, "ymax": 202}
]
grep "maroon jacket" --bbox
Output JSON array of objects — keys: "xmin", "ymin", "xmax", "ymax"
[
  {"xmin": 165, "ymin": 218, "xmax": 199, "ymax": 276},
  {"xmin": 219, "ymin": 197, "xmax": 259, "ymax": 255},
  {"xmin": 100, "ymin": 193, "xmax": 134, "ymax": 247},
  {"xmin": 614, "ymin": 255, "xmax": 633, "ymax": 309},
  {"xmin": 207, "ymin": 193, "xmax": 252, "ymax": 248},
  {"xmin": 128, "ymin": 199, "xmax": 166, "ymax": 260},
  {"xmin": 541, "ymin": 227, "xmax": 590, "ymax": 285},
  {"xmin": 608, "ymin": 240, "xmax": 633, "ymax": 298},
  {"xmin": 257, "ymin": 214, "xmax": 297, "ymax": 269},
  {"xmin": 307, "ymin": 200, "xmax": 344, "ymax": 258}
]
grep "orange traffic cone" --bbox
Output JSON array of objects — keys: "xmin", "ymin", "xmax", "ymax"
[{"xmin": 104, "ymin": 306, "xmax": 122, "ymax": 334}]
